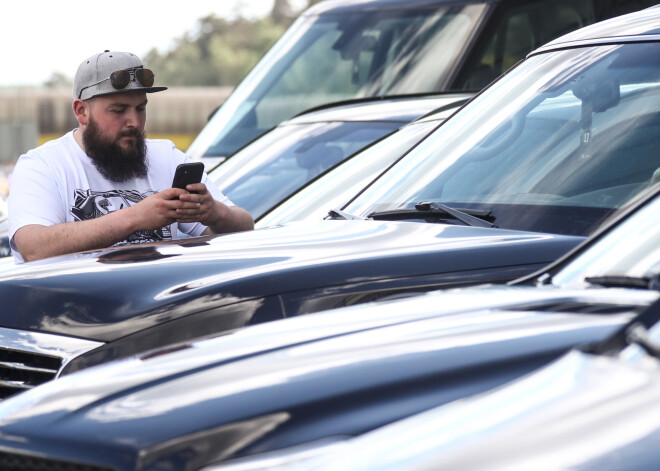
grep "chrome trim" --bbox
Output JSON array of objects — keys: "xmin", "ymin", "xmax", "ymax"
[
  {"xmin": 0, "ymin": 326, "xmax": 102, "ymax": 369},
  {"xmin": 0, "ymin": 380, "xmax": 31, "ymax": 390},
  {"xmin": 0, "ymin": 327, "xmax": 103, "ymax": 399},
  {"xmin": 0, "ymin": 361, "xmax": 58, "ymax": 374}
]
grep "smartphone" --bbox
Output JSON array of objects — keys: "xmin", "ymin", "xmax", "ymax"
[{"xmin": 172, "ymin": 162, "xmax": 204, "ymax": 190}]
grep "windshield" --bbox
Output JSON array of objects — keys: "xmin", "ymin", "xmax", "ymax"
[
  {"xmin": 187, "ymin": 3, "xmax": 487, "ymax": 158},
  {"xmin": 256, "ymin": 119, "xmax": 442, "ymax": 228},
  {"xmin": 552, "ymin": 191, "xmax": 660, "ymax": 289},
  {"xmin": 345, "ymin": 42, "xmax": 660, "ymax": 237},
  {"xmin": 209, "ymin": 120, "xmax": 401, "ymax": 219}
]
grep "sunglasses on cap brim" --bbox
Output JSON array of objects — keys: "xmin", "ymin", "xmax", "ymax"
[{"xmin": 78, "ymin": 68, "xmax": 155, "ymax": 99}]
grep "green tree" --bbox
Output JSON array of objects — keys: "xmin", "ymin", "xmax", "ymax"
[
  {"xmin": 144, "ymin": 13, "xmax": 288, "ymax": 87},
  {"xmin": 271, "ymin": 0, "xmax": 294, "ymax": 26}
]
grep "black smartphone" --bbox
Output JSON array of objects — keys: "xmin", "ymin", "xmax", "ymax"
[{"xmin": 172, "ymin": 162, "xmax": 204, "ymax": 190}]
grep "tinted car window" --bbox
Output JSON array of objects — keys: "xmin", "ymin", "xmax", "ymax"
[
  {"xmin": 345, "ymin": 42, "xmax": 660, "ymax": 237},
  {"xmin": 460, "ymin": 0, "xmax": 595, "ymax": 89},
  {"xmin": 552, "ymin": 191, "xmax": 660, "ymax": 288},
  {"xmin": 211, "ymin": 121, "xmax": 400, "ymax": 218},
  {"xmin": 188, "ymin": 0, "xmax": 658, "ymax": 160},
  {"xmin": 193, "ymin": 3, "xmax": 487, "ymax": 157},
  {"xmin": 256, "ymin": 119, "xmax": 442, "ymax": 227}
]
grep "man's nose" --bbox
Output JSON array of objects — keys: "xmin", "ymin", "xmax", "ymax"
[{"xmin": 125, "ymin": 109, "xmax": 141, "ymax": 128}]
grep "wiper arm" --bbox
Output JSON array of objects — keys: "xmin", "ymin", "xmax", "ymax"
[
  {"xmin": 369, "ymin": 201, "xmax": 495, "ymax": 228},
  {"xmin": 585, "ymin": 295, "xmax": 660, "ymax": 356},
  {"xmin": 417, "ymin": 202, "xmax": 495, "ymax": 228},
  {"xmin": 584, "ymin": 275, "xmax": 660, "ymax": 291},
  {"xmin": 327, "ymin": 208, "xmax": 365, "ymax": 220},
  {"xmin": 626, "ymin": 323, "xmax": 660, "ymax": 359}
]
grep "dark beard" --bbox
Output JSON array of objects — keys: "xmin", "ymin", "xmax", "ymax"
[{"xmin": 83, "ymin": 118, "xmax": 148, "ymax": 183}]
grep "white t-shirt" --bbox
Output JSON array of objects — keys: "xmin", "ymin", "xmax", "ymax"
[{"xmin": 8, "ymin": 130, "xmax": 232, "ymax": 263}]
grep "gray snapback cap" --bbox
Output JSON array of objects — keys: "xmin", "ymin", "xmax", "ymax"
[{"xmin": 73, "ymin": 50, "xmax": 167, "ymax": 100}]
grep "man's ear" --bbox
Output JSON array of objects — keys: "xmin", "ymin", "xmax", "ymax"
[{"xmin": 72, "ymin": 99, "xmax": 90, "ymax": 126}]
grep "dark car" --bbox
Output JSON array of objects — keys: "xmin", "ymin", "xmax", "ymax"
[
  {"xmin": 187, "ymin": 0, "xmax": 654, "ymax": 164},
  {"xmin": 1, "ymin": 130, "xmax": 660, "ymax": 470},
  {"xmin": 1, "ymin": 6, "xmax": 660, "ymax": 403},
  {"xmin": 208, "ymin": 94, "xmax": 471, "ymax": 220},
  {"xmin": 294, "ymin": 305, "xmax": 660, "ymax": 470}
]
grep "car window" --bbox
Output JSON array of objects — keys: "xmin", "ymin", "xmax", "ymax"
[
  {"xmin": 345, "ymin": 42, "xmax": 660, "ymax": 237},
  {"xmin": 460, "ymin": 0, "xmax": 595, "ymax": 89},
  {"xmin": 595, "ymin": 0, "xmax": 660, "ymax": 19},
  {"xmin": 188, "ymin": 0, "xmax": 659, "ymax": 161},
  {"xmin": 192, "ymin": 3, "xmax": 487, "ymax": 158},
  {"xmin": 256, "ymin": 119, "xmax": 441, "ymax": 227},
  {"xmin": 553, "ymin": 192, "xmax": 660, "ymax": 289},
  {"xmin": 211, "ymin": 121, "xmax": 401, "ymax": 219}
]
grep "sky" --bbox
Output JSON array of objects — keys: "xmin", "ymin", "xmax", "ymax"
[{"xmin": 1, "ymin": 0, "xmax": 303, "ymax": 87}]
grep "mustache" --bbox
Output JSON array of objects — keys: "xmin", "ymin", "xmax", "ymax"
[{"xmin": 119, "ymin": 128, "xmax": 142, "ymax": 138}]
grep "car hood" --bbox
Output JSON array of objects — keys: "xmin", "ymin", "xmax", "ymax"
[
  {"xmin": 0, "ymin": 286, "xmax": 653, "ymax": 470},
  {"xmin": 310, "ymin": 347, "xmax": 660, "ymax": 471},
  {"xmin": 0, "ymin": 220, "xmax": 583, "ymax": 341}
]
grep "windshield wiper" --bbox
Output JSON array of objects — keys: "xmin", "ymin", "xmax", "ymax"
[
  {"xmin": 369, "ymin": 201, "xmax": 495, "ymax": 228},
  {"xmin": 626, "ymin": 323, "xmax": 660, "ymax": 359},
  {"xmin": 584, "ymin": 275, "xmax": 660, "ymax": 291},
  {"xmin": 327, "ymin": 208, "xmax": 365, "ymax": 220}
]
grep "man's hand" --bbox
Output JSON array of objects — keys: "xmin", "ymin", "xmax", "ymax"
[
  {"xmin": 178, "ymin": 183, "xmax": 254, "ymax": 234},
  {"xmin": 14, "ymin": 189, "xmax": 190, "ymax": 263},
  {"xmin": 127, "ymin": 188, "xmax": 189, "ymax": 230},
  {"xmin": 13, "ymin": 186, "xmax": 252, "ymax": 263}
]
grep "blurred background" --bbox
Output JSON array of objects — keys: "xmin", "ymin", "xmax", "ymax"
[{"xmin": 0, "ymin": 0, "xmax": 319, "ymax": 197}]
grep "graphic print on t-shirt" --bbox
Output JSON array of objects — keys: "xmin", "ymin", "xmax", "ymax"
[{"xmin": 70, "ymin": 189, "xmax": 172, "ymax": 245}]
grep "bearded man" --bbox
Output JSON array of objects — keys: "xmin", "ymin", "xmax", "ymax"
[{"xmin": 8, "ymin": 51, "xmax": 253, "ymax": 264}]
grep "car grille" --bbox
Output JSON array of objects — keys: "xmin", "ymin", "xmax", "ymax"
[
  {"xmin": 0, "ymin": 451, "xmax": 114, "ymax": 471},
  {"xmin": 0, "ymin": 347, "xmax": 62, "ymax": 400}
]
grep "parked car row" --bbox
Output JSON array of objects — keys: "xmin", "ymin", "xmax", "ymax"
[
  {"xmin": 188, "ymin": 0, "xmax": 654, "ymax": 167},
  {"xmin": 1, "ymin": 103, "xmax": 660, "ymax": 468},
  {"xmin": 0, "ymin": 176, "xmax": 660, "ymax": 471},
  {"xmin": 0, "ymin": 3, "xmax": 659, "ymax": 471}
]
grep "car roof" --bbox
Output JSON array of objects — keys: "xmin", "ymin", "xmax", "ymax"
[
  {"xmin": 304, "ymin": 0, "xmax": 499, "ymax": 16},
  {"xmin": 280, "ymin": 93, "xmax": 473, "ymax": 126},
  {"xmin": 533, "ymin": 5, "xmax": 660, "ymax": 55}
]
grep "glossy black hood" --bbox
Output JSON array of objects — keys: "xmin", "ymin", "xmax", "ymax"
[
  {"xmin": 0, "ymin": 220, "xmax": 582, "ymax": 342},
  {"xmin": 0, "ymin": 286, "xmax": 652, "ymax": 471},
  {"xmin": 311, "ymin": 347, "xmax": 660, "ymax": 471}
]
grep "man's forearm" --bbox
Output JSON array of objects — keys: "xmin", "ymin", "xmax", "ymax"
[
  {"xmin": 204, "ymin": 205, "xmax": 254, "ymax": 235},
  {"xmin": 13, "ymin": 209, "xmax": 140, "ymax": 263},
  {"xmin": 13, "ymin": 190, "xmax": 187, "ymax": 263}
]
